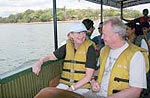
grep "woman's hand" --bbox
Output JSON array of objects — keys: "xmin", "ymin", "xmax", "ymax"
[
  {"xmin": 32, "ymin": 53, "xmax": 57, "ymax": 76},
  {"xmin": 32, "ymin": 60, "xmax": 43, "ymax": 76},
  {"xmin": 67, "ymin": 85, "xmax": 75, "ymax": 91}
]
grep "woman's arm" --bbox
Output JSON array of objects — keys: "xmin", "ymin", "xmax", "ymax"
[
  {"xmin": 68, "ymin": 68, "xmax": 94, "ymax": 91},
  {"xmin": 32, "ymin": 44, "xmax": 66, "ymax": 76},
  {"xmin": 32, "ymin": 52, "xmax": 57, "ymax": 76}
]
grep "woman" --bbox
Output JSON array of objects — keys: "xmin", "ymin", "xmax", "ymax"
[
  {"xmin": 126, "ymin": 21, "xmax": 149, "ymax": 55},
  {"xmin": 32, "ymin": 22, "xmax": 97, "ymax": 95}
]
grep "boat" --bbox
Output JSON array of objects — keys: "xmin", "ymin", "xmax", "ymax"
[{"xmin": 0, "ymin": 0, "xmax": 150, "ymax": 98}]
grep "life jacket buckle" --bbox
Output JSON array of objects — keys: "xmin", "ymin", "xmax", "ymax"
[
  {"xmin": 71, "ymin": 60, "xmax": 76, "ymax": 63},
  {"xmin": 70, "ymin": 69, "xmax": 75, "ymax": 73},
  {"xmin": 70, "ymin": 79, "xmax": 74, "ymax": 83}
]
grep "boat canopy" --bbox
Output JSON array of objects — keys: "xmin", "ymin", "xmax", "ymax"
[{"xmin": 85, "ymin": 0, "xmax": 150, "ymax": 8}]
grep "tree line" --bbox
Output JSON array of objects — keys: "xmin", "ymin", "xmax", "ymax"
[{"xmin": 0, "ymin": 8, "xmax": 142, "ymax": 23}]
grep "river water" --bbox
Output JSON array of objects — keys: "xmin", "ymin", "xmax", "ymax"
[{"xmin": 0, "ymin": 21, "xmax": 99, "ymax": 74}]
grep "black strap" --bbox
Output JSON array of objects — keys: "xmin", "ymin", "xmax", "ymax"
[
  {"xmin": 90, "ymin": 76, "xmax": 98, "ymax": 81},
  {"xmin": 112, "ymin": 77, "xmax": 129, "ymax": 94},
  {"xmin": 112, "ymin": 90, "xmax": 120, "ymax": 94},
  {"xmin": 64, "ymin": 60, "xmax": 85, "ymax": 64},
  {"xmin": 60, "ymin": 77, "xmax": 78, "ymax": 83},
  {"xmin": 114, "ymin": 77, "xmax": 129, "ymax": 83},
  {"xmin": 63, "ymin": 69, "xmax": 85, "ymax": 74}
]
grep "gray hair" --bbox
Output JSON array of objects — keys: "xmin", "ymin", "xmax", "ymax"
[{"xmin": 103, "ymin": 17, "xmax": 126, "ymax": 39}]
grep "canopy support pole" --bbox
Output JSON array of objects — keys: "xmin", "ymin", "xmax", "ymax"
[
  {"xmin": 53, "ymin": 0, "xmax": 58, "ymax": 50},
  {"xmin": 100, "ymin": 0, "xmax": 103, "ymax": 22},
  {"xmin": 120, "ymin": 1, "xmax": 123, "ymax": 20}
]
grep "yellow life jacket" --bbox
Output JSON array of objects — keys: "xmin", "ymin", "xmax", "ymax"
[
  {"xmin": 59, "ymin": 39, "xmax": 94, "ymax": 89},
  {"xmin": 97, "ymin": 43, "xmax": 149, "ymax": 96}
]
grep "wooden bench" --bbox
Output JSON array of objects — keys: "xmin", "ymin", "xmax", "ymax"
[{"xmin": 34, "ymin": 87, "xmax": 84, "ymax": 98}]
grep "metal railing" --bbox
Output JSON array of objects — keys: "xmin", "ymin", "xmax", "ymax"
[{"xmin": 0, "ymin": 60, "xmax": 63, "ymax": 98}]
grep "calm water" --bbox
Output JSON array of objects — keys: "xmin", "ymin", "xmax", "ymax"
[{"xmin": 0, "ymin": 21, "xmax": 99, "ymax": 74}]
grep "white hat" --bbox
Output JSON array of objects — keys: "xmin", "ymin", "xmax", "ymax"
[{"xmin": 69, "ymin": 22, "xmax": 87, "ymax": 33}]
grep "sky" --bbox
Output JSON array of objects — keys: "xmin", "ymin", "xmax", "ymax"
[{"xmin": 0, "ymin": 0, "xmax": 150, "ymax": 17}]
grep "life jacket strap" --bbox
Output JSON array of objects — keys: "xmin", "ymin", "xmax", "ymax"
[
  {"xmin": 114, "ymin": 77, "xmax": 129, "ymax": 83},
  {"xmin": 64, "ymin": 60, "xmax": 85, "ymax": 64},
  {"xmin": 63, "ymin": 69, "xmax": 86, "ymax": 74}
]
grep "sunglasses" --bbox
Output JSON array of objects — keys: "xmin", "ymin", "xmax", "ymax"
[
  {"xmin": 98, "ymin": 27, "xmax": 102, "ymax": 29},
  {"xmin": 142, "ymin": 27, "xmax": 148, "ymax": 30}
]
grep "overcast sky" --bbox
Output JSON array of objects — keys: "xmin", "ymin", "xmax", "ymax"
[{"xmin": 0, "ymin": 0, "xmax": 150, "ymax": 17}]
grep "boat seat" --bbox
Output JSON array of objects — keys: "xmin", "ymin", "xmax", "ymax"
[
  {"xmin": 49, "ymin": 75, "xmax": 61, "ymax": 87},
  {"xmin": 34, "ymin": 87, "xmax": 85, "ymax": 98}
]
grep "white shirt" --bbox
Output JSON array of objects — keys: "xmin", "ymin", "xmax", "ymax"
[
  {"xmin": 97, "ymin": 42, "xmax": 147, "ymax": 97},
  {"xmin": 141, "ymin": 39, "xmax": 149, "ymax": 55}
]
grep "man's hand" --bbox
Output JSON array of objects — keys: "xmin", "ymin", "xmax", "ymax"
[{"xmin": 91, "ymin": 80, "xmax": 101, "ymax": 92}]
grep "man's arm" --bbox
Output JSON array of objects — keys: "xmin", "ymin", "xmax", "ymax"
[
  {"xmin": 122, "ymin": 17, "xmax": 132, "ymax": 23},
  {"xmin": 107, "ymin": 87, "xmax": 142, "ymax": 98},
  {"xmin": 122, "ymin": 17, "xmax": 140, "ymax": 24}
]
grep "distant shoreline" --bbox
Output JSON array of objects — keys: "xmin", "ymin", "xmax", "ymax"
[
  {"xmin": 0, "ymin": 20, "xmax": 80, "ymax": 25},
  {"xmin": 0, "ymin": 19, "xmax": 99, "ymax": 25}
]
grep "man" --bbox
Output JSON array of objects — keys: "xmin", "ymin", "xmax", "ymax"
[
  {"xmin": 123, "ymin": 9, "xmax": 150, "ymax": 25},
  {"xmin": 89, "ymin": 17, "xmax": 148, "ymax": 98},
  {"xmin": 92, "ymin": 22, "xmax": 105, "ymax": 70},
  {"xmin": 82, "ymin": 19, "xmax": 95, "ymax": 40},
  {"xmin": 92, "ymin": 22, "xmax": 105, "ymax": 53}
]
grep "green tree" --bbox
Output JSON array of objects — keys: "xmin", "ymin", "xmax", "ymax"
[
  {"xmin": 8, "ymin": 14, "xmax": 18, "ymax": 23},
  {"xmin": 39, "ymin": 12, "xmax": 50, "ymax": 22},
  {"xmin": 57, "ymin": 8, "xmax": 65, "ymax": 21},
  {"xmin": 0, "ymin": 8, "xmax": 141, "ymax": 23}
]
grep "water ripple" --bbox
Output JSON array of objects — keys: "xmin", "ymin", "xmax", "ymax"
[{"xmin": 0, "ymin": 59, "xmax": 5, "ymax": 61}]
